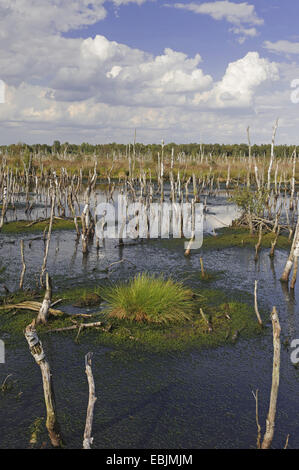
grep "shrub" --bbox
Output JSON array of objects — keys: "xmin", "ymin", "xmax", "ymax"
[
  {"xmin": 230, "ymin": 187, "xmax": 269, "ymax": 217},
  {"xmin": 101, "ymin": 273, "xmax": 194, "ymax": 324}
]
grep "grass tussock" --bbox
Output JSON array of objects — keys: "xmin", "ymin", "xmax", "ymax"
[{"xmin": 101, "ymin": 273, "xmax": 194, "ymax": 324}]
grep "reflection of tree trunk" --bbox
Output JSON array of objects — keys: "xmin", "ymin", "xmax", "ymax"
[
  {"xmin": 261, "ymin": 307, "xmax": 281, "ymax": 449},
  {"xmin": 19, "ymin": 239, "xmax": 26, "ymax": 289},
  {"xmin": 269, "ymin": 257, "xmax": 276, "ymax": 281},
  {"xmin": 254, "ymin": 281, "xmax": 263, "ymax": 326},
  {"xmin": 255, "ymin": 224, "xmax": 263, "ymax": 261}
]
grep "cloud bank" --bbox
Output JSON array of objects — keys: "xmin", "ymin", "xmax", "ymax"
[{"xmin": 0, "ymin": 0, "xmax": 295, "ymax": 144}]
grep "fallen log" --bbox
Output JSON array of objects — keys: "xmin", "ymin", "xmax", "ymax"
[
  {"xmin": 0, "ymin": 301, "xmax": 64, "ymax": 316},
  {"xmin": 45, "ymin": 321, "xmax": 105, "ymax": 334}
]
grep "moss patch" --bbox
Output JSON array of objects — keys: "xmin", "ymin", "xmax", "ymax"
[
  {"xmin": 73, "ymin": 292, "xmax": 102, "ymax": 308},
  {"xmin": 1, "ymin": 218, "xmax": 80, "ymax": 234},
  {"xmin": 0, "ymin": 286, "xmax": 265, "ymax": 352},
  {"xmin": 203, "ymin": 227, "xmax": 291, "ymax": 251},
  {"xmin": 55, "ymin": 286, "xmax": 102, "ymax": 305}
]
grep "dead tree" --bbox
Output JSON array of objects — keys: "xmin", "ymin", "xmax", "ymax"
[
  {"xmin": 25, "ymin": 321, "xmax": 62, "ymax": 447},
  {"xmin": 267, "ymin": 119, "xmax": 279, "ymax": 191},
  {"xmin": 0, "ymin": 184, "xmax": 8, "ymax": 230},
  {"xmin": 40, "ymin": 192, "xmax": 55, "ymax": 286},
  {"xmin": 269, "ymin": 226, "xmax": 280, "ymax": 258},
  {"xmin": 281, "ymin": 208, "xmax": 299, "ymax": 283},
  {"xmin": 255, "ymin": 224, "xmax": 263, "ymax": 261},
  {"xmin": 36, "ymin": 272, "xmax": 52, "ymax": 325},
  {"xmin": 290, "ymin": 255, "xmax": 298, "ymax": 290},
  {"xmin": 83, "ymin": 352, "xmax": 97, "ymax": 449},
  {"xmin": 261, "ymin": 307, "xmax": 281, "ymax": 449}
]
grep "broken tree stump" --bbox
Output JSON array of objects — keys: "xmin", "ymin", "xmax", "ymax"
[
  {"xmin": 36, "ymin": 272, "xmax": 52, "ymax": 325},
  {"xmin": 261, "ymin": 307, "xmax": 281, "ymax": 449},
  {"xmin": 25, "ymin": 321, "xmax": 62, "ymax": 448},
  {"xmin": 83, "ymin": 352, "xmax": 97, "ymax": 449}
]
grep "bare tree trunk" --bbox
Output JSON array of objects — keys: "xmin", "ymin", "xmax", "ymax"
[
  {"xmin": 83, "ymin": 352, "xmax": 97, "ymax": 449},
  {"xmin": 184, "ymin": 199, "xmax": 195, "ymax": 256},
  {"xmin": 269, "ymin": 226, "xmax": 280, "ymax": 258},
  {"xmin": 40, "ymin": 193, "xmax": 55, "ymax": 285},
  {"xmin": 25, "ymin": 321, "xmax": 62, "ymax": 448},
  {"xmin": 267, "ymin": 119, "xmax": 279, "ymax": 191},
  {"xmin": 247, "ymin": 126, "xmax": 252, "ymax": 188},
  {"xmin": 36, "ymin": 272, "xmax": 52, "ymax": 325},
  {"xmin": 261, "ymin": 307, "xmax": 281, "ymax": 449},
  {"xmin": 290, "ymin": 255, "xmax": 298, "ymax": 290},
  {"xmin": 281, "ymin": 210, "xmax": 299, "ymax": 283},
  {"xmin": 0, "ymin": 183, "xmax": 8, "ymax": 231}
]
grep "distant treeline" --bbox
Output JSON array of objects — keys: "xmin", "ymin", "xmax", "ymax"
[{"xmin": 1, "ymin": 141, "xmax": 299, "ymax": 159}]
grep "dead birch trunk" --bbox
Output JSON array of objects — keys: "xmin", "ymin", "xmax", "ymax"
[
  {"xmin": 247, "ymin": 126, "xmax": 252, "ymax": 188},
  {"xmin": 289, "ymin": 151, "xmax": 296, "ymax": 211},
  {"xmin": 267, "ymin": 120, "xmax": 279, "ymax": 191},
  {"xmin": 83, "ymin": 352, "xmax": 97, "ymax": 449},
  {"xmin": 81, "ymin": 210, "xmax": 89, "ymax": 254},
  {"xmin": 269, "ymin": 226, "xmax": 280, "ymax": 258},
  {"xmin": 40, "ymin": 193, "xmax": 55, "ymax": 286},
  {"xmin": 290, "ymin": 255, "xmax": 298, "ymax": 290},
  {"xmin": 261, "ymin": 307, "xmax": 281, "ymax": 449},
  {"xmin": 36, "ymin": 272, "xmax": 52, "ymax": 325},
  {"xmin": 281, "ymin": 209, "xmax": 299, "ymax": 283},
  {"xmin": 184, "ymin": 199, "xmax": 195, "ymax": 256},
  {"xmin": 0, "ymin": 184, "xmax": 8, "ymax": 230},
  {"xmin": 25, "ymin": 321, "xmax": 62, "ymax": 448}
]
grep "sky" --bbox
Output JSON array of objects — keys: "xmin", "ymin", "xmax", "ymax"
[{"xmin": 0, "ymin": 0, "xmax": 299, "ymax": 145}]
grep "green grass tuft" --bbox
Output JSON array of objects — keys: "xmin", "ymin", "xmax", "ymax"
[{"xmin": 101, "ymin": 273, "xmax": 194, "ymax": 324}]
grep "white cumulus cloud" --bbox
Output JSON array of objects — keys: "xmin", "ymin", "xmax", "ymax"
[
  {"xmin": 264, "ymin": 40, "xmax": 299, "ymax": 55},
  {"xmin": 193, "ymin": 52, "xmax": 279, "ymax": 108},
  {"xmin": 166, "ymin": 1, "xmax": 263, "ymax": 42}
]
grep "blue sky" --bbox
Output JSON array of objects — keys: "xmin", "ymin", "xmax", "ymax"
[
  {"xmin": 64, "ymin": 0, "xmax": 286, "ymax": 77},
  {"xmin": 0, "ymin": 0, "xmax": 299, "ymax": 145}
]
